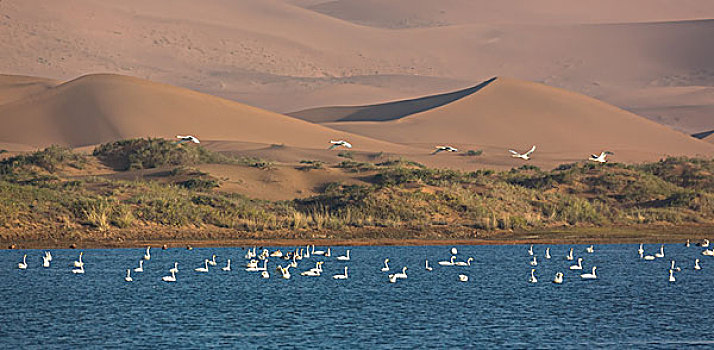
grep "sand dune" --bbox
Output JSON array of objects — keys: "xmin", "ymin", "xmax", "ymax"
[
  {"xmin": 1, "ymin": 0, "xmax": 712, "ymax": 135},
  {"xmin": 693, "ymin": 130, "xmax": 714, "ymax": 143},
  {"xmin": 305, "ymin": 0, "xmax": 714, "ymax": 28},
  {"xmin": 0, "ymin": 73, "xmax": 412, "ymax": 152},
  {"xmin": 320, "ymin": 77, "xmax": 714, "ymax": 167}
]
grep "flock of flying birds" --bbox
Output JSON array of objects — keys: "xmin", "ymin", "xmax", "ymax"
[
  {"xmin": 15, "ymin": 239, "xmax": 712, "ymax": 284},
  {"xmin": 176, "ymin": 135, "xmax": 612, "ymax": 163}
]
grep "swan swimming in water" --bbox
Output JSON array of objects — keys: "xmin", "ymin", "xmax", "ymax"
[
  {"xmin": 459, "ymin": 274, "xmax": 469, "ymax": 282},
  {"xmin": 581, "ymin": 266, "xmax": 597, "ymax": 279},
  {"xmin": 324, "ymin": 248, "xmax": 331, "ymax": 257},
  {"xmin": 655, "ymin": 245, "xmax": 665, "ymax": 258},
  {"xmin": 545, "ymin": 247, "xmax": 551, "ymax": 259},
  {"xmin": 337, "ymin": 250, "xmax": 350, "ymax": 261},
  {"xmin": 694, "ymin": 259, "xmax": 702, "ymax": 270},
  {"xmin": 333, "ymin": 266, "xmax": 348, "ymax": 280},
  {"xmin": 439, "ymin": 256, "xmax": 456, "ymax": 266},
  {"xmin": 566, "ymin": 248, "xmax": 574, "ymax": 261},
  {"xmin": 570, "ymin": 258, "xmax": 583, "ymax": 270},
  {"xmin": 389, "ymin": 267, "xmax": 408, "ymax": 280},
  {"xmin": 638, "ymin": 244, "xmax": 644, "ymax": 257},
  {"xmin": 670, "ymin": 260, "xmax": 681, "ymax": 272},
  {"xmin": 261, "ymin": 271, "xmax": 270, "ymax": 279},
  {"xmin": 72, "ymin": 265, "xmax": 85, "ymax": 274},
  {"xmin": 698, "ymin": 239, "xmax": 710, "ymax": 248},
  {"xmin": 74, "ymin": 252, "xmax": 84, "ymax": 268},
  {"xmin": 686, "ymin": 239, "xmax": 690, "ymax": 247},
  {"xmin": 143, "ymin": 246, "xmax": 151, "ymax": 261},
  {"xmin": 425, "ymin": 259, "xmax": 433, "ymax": 271},
  {"xmin": 381, "ymin": 259, "xmax": 390, "ymax": 272},
  {"xmin": 208, "ymin": 255, "xmax": 217, "ymax": 266},
  {"xmin": 18, "ymin": 254, "xmax": 27, "ymax": 270},
  {"xmin": 134, "ymin": 260, "xmax": 144, "ymax": 273},
  {"xmin": 246, "ymin": 260, "xmax": 267, "ymax": 272},
  {"xmin": 529, "ymin": 269, "xmax": 537, "ymax": 283},
  {"xmin": 162, "ymin": 270, "xmax": 176, "ymax": 282},
  {"xmin": 528, "ymin": 245, "xmax": 534, "ymax": 256},
  {"xmin": 125, "ymin": 269, "xmax": 133, "ymax": 282},
  {"xmin": 169, "ymin": 262, "xmax": 179, "ymax": 274},
  {"xmin": 668, "ymin": 269, "xmax": 675, "ymax": 283},
  {"xmin": 42, "ymin": 254, "xmax": 50, "ymax": 268},
  {"xmin": 455, "ymin": 257, "xmax": 473, "ymax": 267},
  {"xmin": 530, "ymin": 256, "xmax": 538, "ymax": 266},
  {"xmin": 301, "ymin": 262, "xmax": 323, "ymax": 276},
  {"xmin": 586, "ymin": 245, "xmax": 594, "ymax": 253},
  {"xmin": 553, "ymin": 272, "xmax": 564, "ymax": 284},
  {"xmin": 195, "ymin": 259, "xmax": 209, "ymax": 272},
  {"xmin": 222, "ymin": 259, "xmax": 231, "ymax": 271}
]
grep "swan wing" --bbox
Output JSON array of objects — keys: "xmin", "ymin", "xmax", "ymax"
[
  {"xmin": 508, "ymin": 149, "xmax": 519, "ymax": 156},
  {"xmin": 525, "ymin": 145, "xmax": 536, "ymax": 156}
]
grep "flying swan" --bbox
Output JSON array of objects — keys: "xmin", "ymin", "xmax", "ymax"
[{"xmin": 509, "ymin": 145, "xmax": 536, "ymax": 160}]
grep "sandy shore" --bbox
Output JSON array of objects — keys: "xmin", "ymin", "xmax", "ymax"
[{"xmin": 3, "ymin": 225, "xmax": 713, "ymax": 249}]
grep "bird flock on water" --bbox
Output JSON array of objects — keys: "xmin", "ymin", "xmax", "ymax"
[{"xmin": 14, "ymin": 239, "xmax": 710, "ymax": 284}]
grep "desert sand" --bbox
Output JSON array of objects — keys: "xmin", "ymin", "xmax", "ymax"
[{"xmin": 0, "ymin": 0, "xmax": 712, "ymax": 134}]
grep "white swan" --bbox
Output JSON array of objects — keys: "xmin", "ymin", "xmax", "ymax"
[
  {"xmin": 261, "ymin": 271, "xmax": 270, "ymax": 279},
  {"xmin": 458, "ymin": 274, "xmax": 469, "ymax": 282},
  {"xmin": 245, "ymin": 259, "xmax": 258, "ymax": 269},
  {"xmin": 694, "ymin": 259, "xmax": 702, "ymax": 270},
  {"xmin": 638, "ymin": 244, "xmax": 644, "ymax": 257},
  {"xmin": 686, "ymin": 239, "xmax": 690, "ymax": 247},
  {"xmin": 668, "ymin": 269, "xmax": 675, "ymax": 282},
  {"xmin": 545, "ymin": 247, "xmax": 551, "ymax": 259},
  {"xmin": 329, "ymin": 140, "xmax": 352, "ymax": 150},
  {"xmin": 528, "ymin": 244, "xmax": 534, "ymax": 256},
  {"xmin": 569, "ymin": 258, "xmax": 583, "ymax": 270},
  {"xmin": 433, "ymin": 145, "xmax": 458, "ymax": 154},
  {"xmin": 195, "ymin": 259, "xmax": 209, "ymax": 272},
  {"xmin": 301, "ymin": 262, "xmax": 323, "ymax": 276},
  {"xmin": 304, "ymin": 245, "xmax": 311, "ymax": 258},
  {"xmin": 670, "ymin": 260, "xmax": 681, "ymax": 272},
  {"xmin": 566, "ymin": 248, "xmax": 574, "ymax": 261},
  {"xmin": 337, "ymin": 250, "xmax": 350, "ymax": 261},
  {"xmin": 270, "ymin": 250, "xmax": 283, "ymax": 257},
  {"xmin": 46, "ymin": 251, "xmax": 52, "ymax": 262},
  {"xmin": 42, "ymin": 254, "xmax": 50, "ymax": 268},
  {"xmin": 208, "ymin": 254, "xmax": 217, "ymax": 266},
  {"xmin": 425, "ymin": 259, "xmax": 433, "ymax": 271},
  {"xmin": 246, "ymin": 260, "xmax": 267, "ymax": 272},
  {"xmin": 553, "ymin": 272, "xmax": 564, "ymax": 284},
  {"xmin": 438, "ymin": 256, "xmax": 456, "ymax": 266},
  {"xmin": 176, "ymin": 135, "xmax": 200, "ymax": 144},
  {"xmin": 644, "ymin": 254, "xmax": 656, "ymax": 260},
  {"xmin": 702, "ymin": 249, "xmax": 714, "ymax": 256},
  {"xmin": 324, "ymin": 248, "xmax": 331, "ymax": 257},
  {"xmin": 74, "ymin": 252, "xmax": 84, "ymax": 267},
  {"xmin": 699, "ymin": 239, "xmax": 710, "ymax": 248},
  {"xmin": 72, "ymin": 265, "xmax": 85, "ymax": 274},
  {"xmin": 381, "ymin": 258, "xmax": 390, "ymax": 272},
  {"xmin": 529, "ymin": 269, "xmax": 537, "ymax": 283},
  {"xmin": 18, "ymin": 254, "xmax": 27, "ymax": 270},
  {"xmin": 134, "ymin": 260, "xmax": 144, "ymax": 273},
  {"xmin": 162, "ymin": 270, "xmax": 177, "ymax": 282},
  {"xmin": 281, "ymin": 265, "xmax": 292, "ymax": 279},
  {"xmin": 455, "ymin": 257, "xmax": 473, "ymax": 267},
  {"xmin": 389, "ymin": 267, "xmax": 407, "ymax": 280},
  {"xmin": 581, "ymin": 266, "xmax": 597, "ymax": 279},
  {"xmin": 509, "ymin": 145, "xmax": 536, "ymax": 160},
  {"xmin": 125, "ymin": 269, "xmax": 133, "ymax": 282},
  {"xmin": 589, "ymin": 151, "xmax": 612, "ymax": 163},
  {"xmin": 222, "ymin": 259, "xmax": 231, "ymax": 271},
  {"xmin": 655, "ymin": 245, "xmax": 665, "ymax": 258},
  {"xmin": 169, "ymin": 262, "xmax": 179, "ymax": 274},
  {"xmin": 143, "ymin": 246, "xmax": 151, "ymax": 261},
  {"xmin": 245, "ymin": 246, "xmax": 256, "ymax": 259},
  {"xmin": 389, "ymin": 274, "xmax": 398, "ymax": 283},
  {"xmin": 586, "ymin": 245, "xmax": 594, "ymax": 253},
  {"xmin": 333, "ymin": 266, "xmax": 348, "ymax": 280},
  {"xmin": 312, "ymin": 246, "xmax": 325, "ymax": 256},
  {"xmin": 530, "ymin": 256, "xmax": 538, "ymax": 266}
]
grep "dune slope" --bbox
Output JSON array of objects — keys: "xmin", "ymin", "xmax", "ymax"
[
  {"xmin": 0, "ymin": 74, "xmax": 411, "ymax": 152},
  {"xmin": 322, "ymin": 77, "xmax": 714, "ymax": 164}
]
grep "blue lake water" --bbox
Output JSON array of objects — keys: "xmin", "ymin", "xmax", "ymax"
[{"xmin": 1, "ymin": 244, "xmax": 714, "ymax": 349}]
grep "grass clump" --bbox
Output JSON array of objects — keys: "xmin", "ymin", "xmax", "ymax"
[{"xmin": 92, "ymin": 138, "xmax": 236, "ymax": 170}]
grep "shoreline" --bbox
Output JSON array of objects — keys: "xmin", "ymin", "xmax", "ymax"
[{"xmin": 3, "ymin": 225, "xmax": 712, "ymax": 249}]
